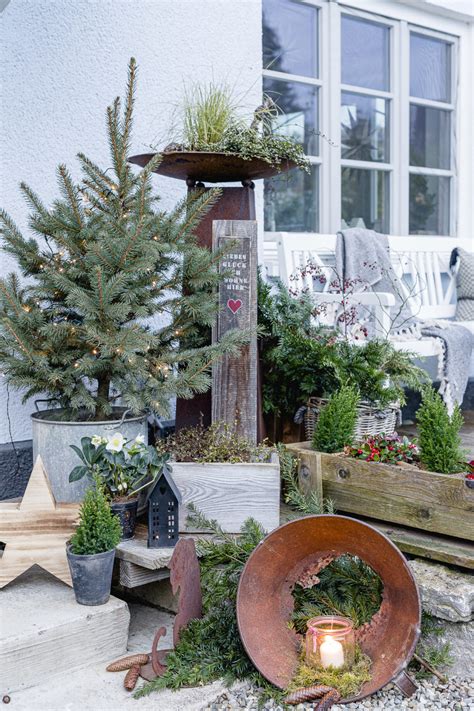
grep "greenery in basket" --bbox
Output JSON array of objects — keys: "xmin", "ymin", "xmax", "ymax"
[
  {"xmin": 346, "ymin": 433, "xmax": 419, "ymax": 465},
  {"xmin": 258, "ymin": 276, "xmax": 337, "ymax": 417},
  {"xmin": 258, "ymin": 279, "xmax": 426, "ymax": 419},
  {"xmin": 69, "ymin": 484, "xmax": 121, "ymax": 555},
  {"xmin": 312, "ymin": 386, "xmax": 359, "ymax": 453},
  {"xmin": 69, "ymin": 433, "xmax": 169, "ymax": 501},
  {"xmin": 156, "ymin": 421, "xmax": 273, "ymax": 463},
  {"xmin": 0, "ymin": 59, "xmax": 248, "ymax": 421},
  {"xmin": 417, "ymin": 387, "xmax": 466, "ymax": 474},
  {"xmin": 328, "ymin": 339, "xmax": 426, "ymax": 409},
  {"xmin": 164, "ymin": 82, "xmax": 310, "ymax": 173}
]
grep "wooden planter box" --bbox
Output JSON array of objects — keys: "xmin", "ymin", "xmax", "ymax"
[
  {"xmin": 287, "ymin": 442, "xmax": 474, "ymax": 542},
  {"xmin": 171, "ymin": 457, "xmax": 280, "ymax": 534}
]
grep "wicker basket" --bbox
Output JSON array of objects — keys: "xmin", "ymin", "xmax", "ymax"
[{"xmin": 301, "ymin": 397, "xmax": 400, "ymax": 442}]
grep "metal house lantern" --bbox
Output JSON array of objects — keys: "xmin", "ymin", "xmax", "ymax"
[{"xmin": 147, "ymin": 466, "xmax": 181, "ymax": 548}]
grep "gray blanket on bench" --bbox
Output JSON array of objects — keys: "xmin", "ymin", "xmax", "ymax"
[{"xmin": 336, "ymin": 228, "xmax": 473, "ymax": 409}]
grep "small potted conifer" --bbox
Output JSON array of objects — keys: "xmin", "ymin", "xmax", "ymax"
[{"xmin": 66, "ymin": 484, "xmax": 122, "ymax": 606}]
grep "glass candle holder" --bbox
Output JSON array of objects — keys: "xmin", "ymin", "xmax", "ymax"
[{"xmin": 305, "ymin": 616, "xmax": 355, "ymax": 669}]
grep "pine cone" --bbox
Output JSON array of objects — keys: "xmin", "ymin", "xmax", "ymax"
[
  {"xmin": 283, "ymin": 685, "xmax": 333, "ymax": 704},
  {"xmin": 315, "ymin": 689, "xmax": 341, "ymax": 711},
  {"xmin": 106, "ymin": 653, "xmax": 149, "ymax": 672},
  {"xmin": 124, "ymin": 665, "xmax": 141, "ymax": 691}
]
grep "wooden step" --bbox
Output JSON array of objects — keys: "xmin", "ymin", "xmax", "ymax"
[
  {"xmin": 357, "ymin": 516, "xmax": 474, "ymax": 570},
  {"xmin": 0, "ymin": 568, "xmax": 129, "ymax": 693}
]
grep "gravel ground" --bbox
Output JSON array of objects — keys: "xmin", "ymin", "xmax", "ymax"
[{"xmin": 205, "ymin": 678, "xmax": 474, "ymax": 710}]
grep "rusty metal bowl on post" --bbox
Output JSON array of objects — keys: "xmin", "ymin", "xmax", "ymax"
[
  {"xmin": 128, "ymin": 151, "xmax": 297, "ymax": 184},
  {"xmin": 236, "ymin": 515, "xmax": 421, "ymax": 703}
]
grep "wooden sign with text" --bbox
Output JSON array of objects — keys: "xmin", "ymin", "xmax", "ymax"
[{"xmin": 212, "ymin": 220, "xmax": 257, "ymax": 443}]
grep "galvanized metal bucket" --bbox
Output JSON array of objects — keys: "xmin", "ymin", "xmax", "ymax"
[{"xmin": 31, "ymin": 408, "xmax": 147, "ymax": 502}]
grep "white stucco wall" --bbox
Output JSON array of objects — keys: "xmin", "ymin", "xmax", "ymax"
[{"xmin": 0, "ymin": 0, "xmax": 263, "ymax": 444}]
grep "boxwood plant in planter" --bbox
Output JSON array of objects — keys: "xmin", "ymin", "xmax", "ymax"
[
  {"xmin": 0, "ymin": 59, "xmax": 246, "ymax": 502},
  {"xmin": 69, "ymin": 433, "xmax": 169, "ymax": 539},
  {"xmin": 67, "ymin": 483, "xmax": 122, "ymax": 606}
]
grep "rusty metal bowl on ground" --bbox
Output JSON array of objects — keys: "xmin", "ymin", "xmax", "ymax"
[
  {"xmin": 237, "ymin": 515, "xmax": 421, "ymax": 703},
  {"xmin": 128, "ymin": 151, "xmax": 297, "ymax": 184}
]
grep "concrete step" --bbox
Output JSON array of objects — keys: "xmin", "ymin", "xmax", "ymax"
[
  {"xmin": 5, "ymin": 602, "xmax": 226, "ymax": 711},
  {"xmin": 1, "ymin": 567, "xmax": 130, "ymax": 694}
]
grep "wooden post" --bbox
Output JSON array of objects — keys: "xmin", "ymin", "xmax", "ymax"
[
  {"xmin": 212, "ymin": 220, "xmax": 258, "ymax": 443},
  {"xmin": 175, "ymin": 186, "xmax": 256, "ymax": 431}
]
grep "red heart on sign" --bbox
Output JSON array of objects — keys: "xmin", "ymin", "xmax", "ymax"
[{"xmin": 227, "ymin": 298, "xmax": 242, "ymax": 314}]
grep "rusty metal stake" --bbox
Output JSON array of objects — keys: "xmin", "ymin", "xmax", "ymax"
[{"xmin": 139, "ymin": 537, "xmax": 202, "ymax": 682}]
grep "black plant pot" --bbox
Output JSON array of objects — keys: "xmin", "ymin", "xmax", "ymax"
[
  {"xmin": 111, "ymin": 498, "xmax": 138, "ymax": 540},
  {"xmin": 466, "ymin": 478, "xmax": 474, "ymax": 489},
  {"xmin": 66, "ymin": 545, "xmax": 115, "ymax": 605}
]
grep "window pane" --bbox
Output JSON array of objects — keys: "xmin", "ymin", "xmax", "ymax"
[
  {"xmin": 264, "ymin": 166, "xmax": 318, "ymax": 232},
  {"xmin": 341, "ymin": 93, "xmax": 389, "ymax": 162},
  {"xmin": 410, "ymin": 105, "xmax": 450, "ymax": 169},
  {"xmin": 341, "ymin": 168, "xmax": 389, "ymax": 232},
  {"xmin": 341, "ymin": 16, "xmax": 389, "ymax": 91},
  {"xmin": 409, "ymin": 174, "xmax": 450, "ymax": 234},
  {"xmin": 410, "ymin": 33, "xmax": 451, "ymax": 102},
  {"xmin": 264, "ymin": 77, "xmax": 319, "ymax": 156},
  {"xmin": 263, "ymin": 0, "xmax": 318, "ymax": 77}
]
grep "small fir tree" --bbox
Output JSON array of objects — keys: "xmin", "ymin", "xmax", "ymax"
[
  {"xmin": 0, "ymin": 58, "xmax": 247, "ymax": 420},
  {"xmin": 417, "ymin": 387, "xmax": 465, "ymax": 473},
  {"xmin": 312, "ymin": 385, "xmax": 359, "ymax": 453},
  {"xmin": 70, "ymin": 484, "xmax": 122, "ymax": 555}
]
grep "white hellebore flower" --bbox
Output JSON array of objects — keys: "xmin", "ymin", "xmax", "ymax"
[
  {"xmin": 106, "ymin": 433, "xmax": 126, "ymax": 453},
  {"xmin": 135, "ymin": 434, "xmax": 145, "ymax": 445},
  {"xmin": 91, "ymin": 435, "xmax": 103, "ymax": 447}
]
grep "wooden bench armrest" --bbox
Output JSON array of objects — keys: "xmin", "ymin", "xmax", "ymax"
[{"xmin": 311, "ymin": 292, "xmax": 396, "ymax": 306}]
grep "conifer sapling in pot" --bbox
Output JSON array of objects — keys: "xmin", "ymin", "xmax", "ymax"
[
  {"xmin": 0, "ymin": 58, "xmax": 247, "ymax": 502},
  {"xmin": 66, "ymin": 484, "xmax": 122, "ymax": 605}
]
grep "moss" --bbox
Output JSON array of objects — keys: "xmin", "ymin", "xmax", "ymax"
[{"xmin": 287, "ymin": 644, "xmax": 372, "ymax": 700}]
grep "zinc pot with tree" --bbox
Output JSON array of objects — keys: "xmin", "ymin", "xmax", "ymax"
[
  {"xmin": 69, "ymin": 433, "xmax": 169, "ymax": 538},
  {"xmin": 0, "ymin": 59, "xmax": 246, "ymax": 502},
  {"xmin": 66, "ymin": 484, "xmax": 122, "ymax": 606}
]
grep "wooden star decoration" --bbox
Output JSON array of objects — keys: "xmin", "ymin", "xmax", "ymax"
[{"xmin": 0, "ymin": 455, "xmax": 80, "ymax": 588}]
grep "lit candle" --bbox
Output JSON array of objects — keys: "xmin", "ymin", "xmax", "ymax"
[{"xmin": 319, "ymin": 634, "xmax": 345, "ymax": 669}]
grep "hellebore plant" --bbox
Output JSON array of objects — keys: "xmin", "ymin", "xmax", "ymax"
[{"xmin": 69, "ymin": 433, "xmax": 169, "ymax": 501}]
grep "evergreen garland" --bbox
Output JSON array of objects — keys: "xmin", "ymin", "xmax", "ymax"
[
  {"xmin": 0, "ymin": 58, "xmax": 248, "ymax": 420},
  {"xmin": 290, "ymin": 555, "xmax": 383, "ymax": 634}
]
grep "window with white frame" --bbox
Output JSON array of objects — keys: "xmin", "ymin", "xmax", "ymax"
[
  {"xmin": 409, "ymin": 31, "xmax": 454, "ymax": 235},
  {"xmin": 262, "ymin": 0, "xmax": 458, "ymax": 237}
]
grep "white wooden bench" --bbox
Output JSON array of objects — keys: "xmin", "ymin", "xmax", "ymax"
[{"xmin": 263, "ymin": 232, "xmax": 474, "ymax": 376}]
